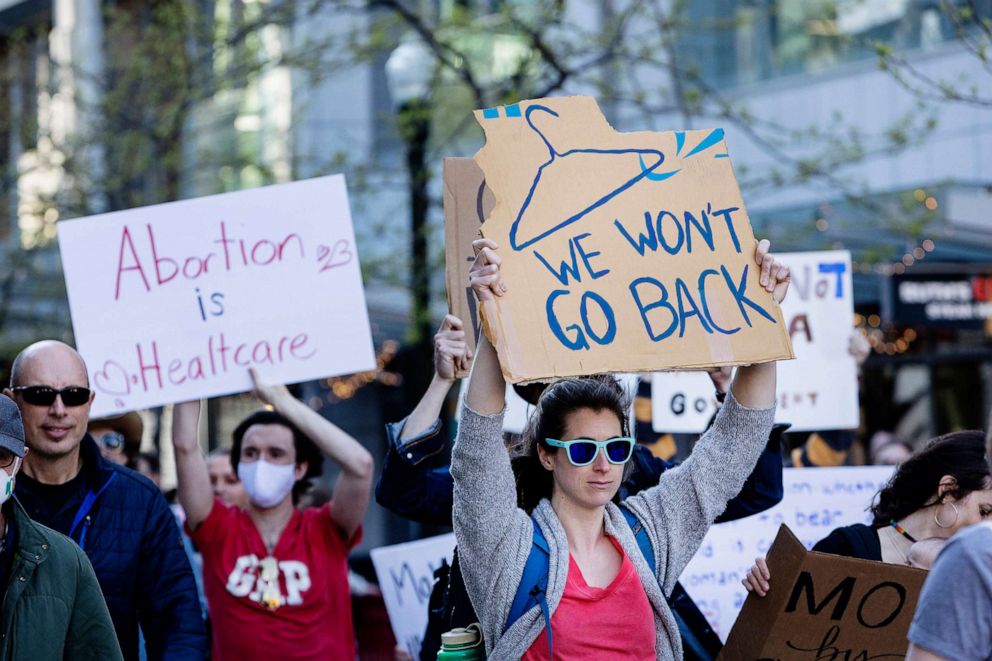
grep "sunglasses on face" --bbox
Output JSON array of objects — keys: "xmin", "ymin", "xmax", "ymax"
[
  {"xmin": 11, "ymin": 385, "xmax": 92, "ymax": 408},
  {"xmin": 544, "ymin": 437, "xmax": 636, "ymax": 467},
  {"xmin": 94, "ymin": 431, "xmax": 126, "ymax": 453}
]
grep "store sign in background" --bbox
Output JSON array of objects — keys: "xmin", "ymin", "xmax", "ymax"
[{"xmin": 890, "ymin": 271, "xmax": 992, "ymax": 329}]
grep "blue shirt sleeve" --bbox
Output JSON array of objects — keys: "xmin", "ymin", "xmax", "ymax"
[
  {"xmin": 374, "ymin": 416, "xmax": 455, "ymax": 527},
  {"xmin": 908, "ymin": 523, "xmax": 992, "ymax": 661}
]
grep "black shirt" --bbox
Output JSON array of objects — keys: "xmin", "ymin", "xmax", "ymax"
[{"xmin": 16, "ymin": 468, "xmax": 90, "ymax": 537}]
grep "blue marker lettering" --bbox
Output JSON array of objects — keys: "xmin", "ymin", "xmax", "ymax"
[
  {"xmin": 546, "ymin": 289, "xmax": 589, "ymax": 350},
  {"xmin": 580, "ymin": 291, "xmax": 616, "ymax": 344},
  {"xmin": 721, "ymin": 264, "xmax": 775, "ymax": 327},
  {"xmin": 698, "ymin": 269, "xmax": 740, "ymax": 335},
  {"xmin": 710, "ymin": 206, "xmax": 742, "ymax": 253},
  {"xmin": 629, "ymin": 277, "xmax": 678, "ymax": 341},
  {"xmin": 573, "ymin": 233, "xmax": 610, "ymax": 280},
  {"xmin": 675, "ymin": 277, "xmax": 712, "ymax": 337},
  {"xmin": 818, "ymin": 262, "xmax": 846, "ymax": 298}
]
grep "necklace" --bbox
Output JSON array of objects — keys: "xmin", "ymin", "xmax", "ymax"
[{"xmin": 890, "ymin": 519, "xmax": 918, "ymax": 543}]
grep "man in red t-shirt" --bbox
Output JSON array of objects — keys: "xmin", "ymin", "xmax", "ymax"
[{"xmin": 172, "ymin": 369, "xmax": 374, "ymax": 660}]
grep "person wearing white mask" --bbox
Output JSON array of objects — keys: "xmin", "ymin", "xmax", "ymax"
[{"xmin": 171, "ymin": 368, "xmax": 374, "ymax": 661}]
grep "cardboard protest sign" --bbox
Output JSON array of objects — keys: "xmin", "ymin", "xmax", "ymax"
[
  {"xmin": 472, "ymin": 96, "xmax": 794, "ymax": 383},
  {"xmin": 57, "ymin": 175, "xmax": 376, "ymax": 417},
  {"xmin": 681, "ymin": 465, "xmax": 895, "ymax": 641},
  {"xmin": 719, "ymin": 524, "xmax": 926, "ymax": 661},
  {"xmin": 370, "ymin": 533, "xmax": 456, "ymax": 658},
  {"xmin": 443, "ymin": 157, "xmax": 494, "ymax": 376},
  {"xmin": 652, "ymin": 250, "xmax": 857, "ymax": 433}
]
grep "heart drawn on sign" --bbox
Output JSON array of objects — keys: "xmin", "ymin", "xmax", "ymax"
[
  {"xmin": 316, "ymin": 240, "xmax": 353, "ymax": 273},
  {"xmin": 93, "ymin": 360, "xmax": 132, "ymax": 397}
]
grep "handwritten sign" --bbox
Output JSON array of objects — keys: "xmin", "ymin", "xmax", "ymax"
[
  {"xmin": 652, "ymin": 250, "xmax": 857, "ymax": 433},
  {"xmin": 57, "ymin": 176, "xmax": 376, "ymax": 417},
  {"xmin": 680, "ymin": 466, "xmax": 895, "ymax": 641},
  {"xmin": 775, "ymin": 250, "xmax": 858, "ymax": 430},
  {"xmin": 472, "ymin": 96, "xmax": 794, "ymax": 382},
  {"xmin": 370, "ymin": 533, "xmax": 456, "ymax": 659},
  {"xmin": 719, "ymin": 525, "xmax": 926, "ymax": 661},
  {"xmin": 650, "ymin": 371, "xmax": 719, "ymax": 433}
]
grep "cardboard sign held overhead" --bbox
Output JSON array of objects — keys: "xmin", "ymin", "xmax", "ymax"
[
  {"xmin": 57, "ymin": 176, "xmax": 376, "ymax": 417},
  {"xmin": 443, "ymin": 158, "xmax": 495, "ymax": 377},
  {"xmin": 473, "ymin": 96, "xmax": 794, "ymax": 383},
  {"xmin": 719, "ymin": 524, "xmax": 926, "ymax": 661}
]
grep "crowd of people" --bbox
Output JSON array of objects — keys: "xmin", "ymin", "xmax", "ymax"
[{"xmin": 0, "ymin": 238, "xmax": 987, "ymax": 660}]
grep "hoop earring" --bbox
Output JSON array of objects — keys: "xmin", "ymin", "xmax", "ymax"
[{"xmin": 934, "ymin": 501, "xmax": 959, "ymax": 529}]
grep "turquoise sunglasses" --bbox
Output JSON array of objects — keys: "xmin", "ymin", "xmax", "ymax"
[{"xmin": 545, "ymin": 437, "xmax": 636, "ymax": 467}]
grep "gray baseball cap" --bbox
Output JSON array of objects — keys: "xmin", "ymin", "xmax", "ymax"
[{"xmin": 0, "ymin": 395, "xmax": 27, "ymax": 457}]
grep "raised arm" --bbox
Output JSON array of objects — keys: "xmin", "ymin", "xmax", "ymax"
[
  {"xmin": 403, "ymin": 314, "xmax": 471, "ymax": 441},
  {"xmin": 251, "ymin": 368, "xmax": 373, "ymax": 538},
  {"xmin": 375, "ymin": 314, "xmax": 471, "ymax": 525},
  {"xmin": 172, "ymin": 400, "xmax": 214, "ymax": 529},
  {"xmin": 451, "ymin": 239, "xmax": 531, "ymax": 640},
  {"xmin": 623, "ymin": 239, "xmax": 789, "ymax": 593}
]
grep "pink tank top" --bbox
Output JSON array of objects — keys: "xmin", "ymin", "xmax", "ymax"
[{"xmin": 522, "ymin": 536, "xmax": 656, "ymax": 660}]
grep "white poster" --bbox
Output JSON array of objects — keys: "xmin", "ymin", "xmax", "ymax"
[
  {"xmin": 371, "ymin": 533, "xmax": 456, "ymax": 658},
  {"xmin": 680, "ymin": 465, "xmax": 894, "ymax": 641},
  {"xmin": 776, "ymin": 250, "xmax": 858, "ymax": 431},
  {"xmin": 650, "ymin": 371, "xmax": 719, "ymax": 433},
  {"xmin": 57, "ymin": 176, "xmax": 375, "ymax": 417},
  {"xmin": 652, "ymin": 250, "xmax": 857, "ymax": 433}
]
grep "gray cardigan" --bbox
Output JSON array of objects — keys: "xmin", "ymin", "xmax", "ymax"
[{"xmin": 451, "ymin": 390, "xmax": 775, "ymax": 660}]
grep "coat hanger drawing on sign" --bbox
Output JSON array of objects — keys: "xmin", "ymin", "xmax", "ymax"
[{"xmin": 502, "ymin": 104, "xmax": 727, "ymax": 251}]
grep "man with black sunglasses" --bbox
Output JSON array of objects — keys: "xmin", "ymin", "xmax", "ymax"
[{"xmin": 3, "ymin": 340, "xmax": 207, "ymax": 660}]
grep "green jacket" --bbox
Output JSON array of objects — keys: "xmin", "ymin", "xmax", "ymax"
[{"xmin": 0, "ymin": 498, "xmax": 123, "ymax": 660}]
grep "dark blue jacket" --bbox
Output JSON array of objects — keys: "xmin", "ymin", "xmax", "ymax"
[{"xmin": 15, "ymin": 435, "xmax": 207, "ymax": 660}]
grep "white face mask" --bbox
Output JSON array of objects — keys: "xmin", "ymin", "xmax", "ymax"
[
  {"xmin": 0, "ymin": 458, "xmax": 21, "ymax": 506},
  {"xmin": 237, "ymin": 459, "xmax": 296, "ymax": 509}
]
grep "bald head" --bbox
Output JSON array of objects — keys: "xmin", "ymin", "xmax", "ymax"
[
  {"xmin": 5, "ymin": 340, "xmax": 94, "ymax": 464},
  {"xmin": 10, "ymin": 341, "xmax": 88, "ymax": 388}
]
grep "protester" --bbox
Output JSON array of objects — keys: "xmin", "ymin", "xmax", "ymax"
[
  {"xmin": 87, "ymin": 411, "xmax": 142, "ymax": 466},
  {"xmin": 449, "ymin": 238, "xmax": 789, "ymax": 659},
  {"xmin": 743, "ymin": 430, "xmax": 992, "ymax": 595},
  {"xmin": 132, "ymin": 451, "xmax": 161, "ymax": 486},
  {"xmin": 3, "ymin": 340, "xmax": 207, "ymax": 660},
  {"xmin": 207, "ymin": 448, "xmax": 249, "ymax": 509},
  {"xmin": 905, "ymin": 520, "xmax": 992, "ymax": 660},
  {"xmin": 0, "ymin": 395, "xmax": 124, "ymax": 660},
  {"xmin": 172, "ymin": 368, "xmax": 374, "ymax": 660},
  {"xmin": 377, "ymin": 315, "xmax": 787, "ymax": 660}
]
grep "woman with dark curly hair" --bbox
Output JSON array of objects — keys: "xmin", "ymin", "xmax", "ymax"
[{"xmin": 744, "ymin": 431, "xmax": 992, "ymax": 594}]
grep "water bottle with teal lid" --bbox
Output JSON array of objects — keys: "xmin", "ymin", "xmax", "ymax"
[{"xmin": 436, "ymin": 623, "xmax": 485, "ymax": 660}]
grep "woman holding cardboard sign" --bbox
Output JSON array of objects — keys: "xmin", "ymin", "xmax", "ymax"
[
  {"xmin": 743, "ymin": 431, "xmax": 992, "ymax": 596},
  {"xmin": 452, "ymin": 237, "xmax": 790, "ymax": 659}
]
